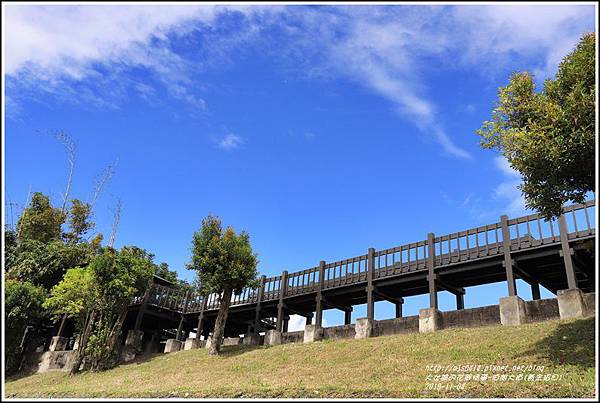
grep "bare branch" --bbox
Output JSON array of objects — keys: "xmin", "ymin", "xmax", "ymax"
[
  {"xmin": 90, "ymin": 159, "xmax": 118, "ymax": 208},
  {"xmin": 54, "ymin": 131, "xmax": 76, "ymax": 214},
  {"xmin": 16, "ymin": 185, "xmax": 32, "ymax": 240},
  {"xmin": 108, "ymin": 199, "xmax": 122, "ymax": 248}
]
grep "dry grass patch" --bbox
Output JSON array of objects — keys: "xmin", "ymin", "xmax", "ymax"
[{"xmin": 5, "ymin": 317, "xmax": 595, "ymax": 398}]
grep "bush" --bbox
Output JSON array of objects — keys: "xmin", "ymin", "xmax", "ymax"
[{"xmin": 4, "ymin": 280, "xmax": 47, "ymax": 375}]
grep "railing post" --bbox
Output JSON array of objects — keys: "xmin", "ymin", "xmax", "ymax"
[
  {"xmin": 316, "ymin": 261, "xmax": 325, "ymax": 327},
  {"xmin": 175, "ymin": 290, "xmax": 190, "ymax": 341},
  {"xmin": 134, "ymin": 282, "xmax": 154, "ymax": 331},
  {"xmin": 558, "ymin": 214, "xmax": 578, "ymax": 289},
  {"xmin": 276, "ymin": 271, "xmax": 288, "ymax": 332},
  {"xmin": 366, "ymin": 248, "xmax": 375, "ymax": 320},
  {"xmin": 253, "ymin": 275, "xmax": 266, "ymax": 333},
  {"xmin": 427, "ymin": 233, "xmax": 438, "ymax": 309},
  {"xmin": 195, "ymin": 296, "xmax": 208, "ymax": 340},
  {"xmin": 501, "ymin": 215, "xmax": 517, "ymax": 296}
]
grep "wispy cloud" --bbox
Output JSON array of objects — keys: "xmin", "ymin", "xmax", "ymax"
[
  {"xmin": 5, "ymin": 4, "xmax": 594, "ymax": 155},
  {"xmin": 216, "ymin": 133, "xmax": 244, "ymax": 150}
]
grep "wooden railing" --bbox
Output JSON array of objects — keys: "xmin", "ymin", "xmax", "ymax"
[{"xmin": 135, "ymin": 200, "xmax": 595, "ymax": 314}]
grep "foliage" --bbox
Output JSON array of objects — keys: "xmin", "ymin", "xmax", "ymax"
[
  {"xmin": 477, "ymin": 33, "xmax": 595, "ymax": 219},
  {"xmin": 42, "ymin": 267, "xmax": 95, "ymax": 323},
  {"xmin": 188, "ymin": 215, "xmax": 259, "ymax": 296},
  {"xmin": 16, "ymin": 192, "xmax": 65, "ymax": 243},
  {"xmin": 64, "ymin": 199, "xmax": 95, "ymax": 243},
  {"xmin": 44, "ymin": 247, "xmax": 155, "ymax": 372},
  {"xmin": 4, "ymin": 280, "xmax": 47, "ymax": 375},
  {"xmin": 188, "ymin": 214, "xmax": 258, "ymax": 355},
  {"xmin": 6, "ymin": 239, "xmax": 94, "ymax": 291}
]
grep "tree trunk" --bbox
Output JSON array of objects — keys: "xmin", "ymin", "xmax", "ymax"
[
  {"xmin": 70, "ymin": 310, "xmax": 95, "ymax": 375},
  {"xmin": 208, "ymin": 287, "xmax": 232, "ymax": 356}
]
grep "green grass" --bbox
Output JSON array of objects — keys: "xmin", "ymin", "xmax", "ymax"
[{"xmin": 5, "ymin": 317, "xmax": 596, "ymax": 398}]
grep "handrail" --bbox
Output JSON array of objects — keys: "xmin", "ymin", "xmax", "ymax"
[{"xmin": 137, "ymin": 200, "xmax": 595, "ymax": 314}]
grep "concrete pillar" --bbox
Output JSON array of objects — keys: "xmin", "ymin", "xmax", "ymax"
[
  {"xmin": 419, "ymin": 308, "xmax": 443, "ymax": 333},
  {"xmin": 303, "ymin": 324, "xmax": 323, "ymax": 343},
  {"xmin": 243, "ymin": 333, "xmax": 261, "ymax": 346},
  {"xmin": 164, "ymin": 339, "xmax": 183, "ymax": 353},
  {"xmin": 48, "ymin": 336, "xmax": 68, "ymax": 352},
  {"xmin": 354, "ymin": 318, "xmax": 373, "ymax": 339},
  {"xmin": 557, "ymin": 288, "xmax": 591, "ymax": 319},
  {"xmin": 265, "ymin": 330, "xmax": 282, "ymax": 346},
  {"xmin": 144, "ymin": 331, "xmax": 160, "ymax": 353},
  {"xmin": 125, "ymin": 330, "xmax": 144, "ymax": 351},
  {"xmin": 499, "ymin": 295, "xmax": 528, "ymax": 326},
  {"xmin": 184, "ymin": 338, "xmax": 204, "ymax": 350}
]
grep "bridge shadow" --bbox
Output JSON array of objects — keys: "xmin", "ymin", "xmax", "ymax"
[
  {"xmin": 217, "ymin": 344, "xmax": 265, "ymax": 358},
  {"xmin": 514, "ymin": 317, "xmax": 595, "ymax": 370}
]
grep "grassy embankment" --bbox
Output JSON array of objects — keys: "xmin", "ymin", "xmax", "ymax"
[{"xmin": 5, "ymin": 317, "xmax": 595, "ymax": 398}]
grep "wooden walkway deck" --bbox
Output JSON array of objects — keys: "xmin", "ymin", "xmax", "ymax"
[{"xmin": 126, "ymin": 200, "xmax": 596, "ymax": 339}]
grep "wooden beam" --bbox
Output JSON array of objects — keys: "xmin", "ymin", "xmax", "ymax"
[{"xmin": 428, "ymin": 274, "xmax": 465, "ymax": 296}]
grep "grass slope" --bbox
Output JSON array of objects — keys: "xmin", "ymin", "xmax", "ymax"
[{"xmin": 5, "ymin": 317, "xmax": 596, "ymax": 398}]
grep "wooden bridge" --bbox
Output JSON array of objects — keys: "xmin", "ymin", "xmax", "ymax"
[{"xmin": 123, "ymin": 200, "xmax": 596, "ymax": 344}]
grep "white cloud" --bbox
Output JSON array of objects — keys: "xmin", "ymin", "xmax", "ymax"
[
  {"xmin": 286, "ymin": 314, "xmax": 328, "ymax": 332},
  {"xmin": 216, "ymin": 133, "xmax": 243, "ymax": 150},
  {"xmin": 492, "ymin": 156, "xmax": 527, "ymax": 216},
  {"xmin": 5, "ymin": 4, "xmax": 594, "ymax": 155}
]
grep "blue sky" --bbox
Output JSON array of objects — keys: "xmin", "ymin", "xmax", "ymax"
[{"xmin": 4, "ymin": 4, "xmax": 596, "ymax": 329}]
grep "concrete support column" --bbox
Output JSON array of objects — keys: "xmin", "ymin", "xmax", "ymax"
[
  {"xmin": 184, "ymin": 338, "xmax": 204, "ymax": 350},
  {"xmin": 48, "ymin": 336, "xmax": 68, "ymax": 352},
  {"xmin": 354, "ymin": 318, "xmax": 373, "ymax": 339},
  {"xmin": 557, "ymin": 288, "xmax": 591, "ymax": 319},
  {"xmin": 164, "ymin": 339, "xmax": 183, "ymax": 353},
  {"xmin": 419, "ymin": 308, "xmax": 442, "ymax": 333},
  {"xmin": 456, "ymin": 293, "xmax": 465, "ymax": 310},
  {"xmin": 499, "ymin": 295, "xmax": 528, "ymax": 326},
  {"xmin": 243, "ymin": 333, "xmax": 261, "ymax": 346},
  {"xmin": 303, "ymin": 324, "xmax": 323, "ymax": 343},
  {"xmin": 125, "ymin": 329, "xmax": 144, "ymax": 351},
  {"xmin": 265, "ymin": 330, "xmax": 282, "ymax": 346}
]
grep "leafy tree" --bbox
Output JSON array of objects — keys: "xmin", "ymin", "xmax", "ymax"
[
  {"xmin": 45, "ymin": 247, "xmax": 155, "ymax": 373},
  {"xmin": 5, "ymin": 280, "xmax": 47, "ymax": 375},
  {"xmin": 16, "ymin": 192, "xmax": 65, "ymax": 243},
  {"xmin": 477, "ymin": 33, "xmax": 595, "ymax": 219},
  {"xmin": 6, "ymin": 239, "xmax": 94, "ymax": 291},
  {"xmin": 64, "ymin": 199, "xmax": 94, "ymax": 243},
  {"xmin": 188, "ymin": 215, "xmax": 258, "ymax": 355}
]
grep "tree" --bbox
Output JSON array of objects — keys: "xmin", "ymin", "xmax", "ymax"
[
  {"xmin": 6, "ymin": 239, "xmax": 94, "ymax": 291},
  {"xmin": 64, "ymin": 199, "xmax": 94, "ymax": 243},
  {"xmin": 477, "ymin": 33, "xmax": 595, "ymax": 219},
  {"xmin": 188, "ymin": 215, "xmax": 259, "ymax": 355},
  {"xmin": 5, "ymin": 280, "xmax": 47, "ymax": 375},
  {"xmin": 44, "ymin": 247, "xmax": 155, "ymax": 373},
  {"xmin": 16, "ymin": 192, "xmax": 65, "ymax": 244}
]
